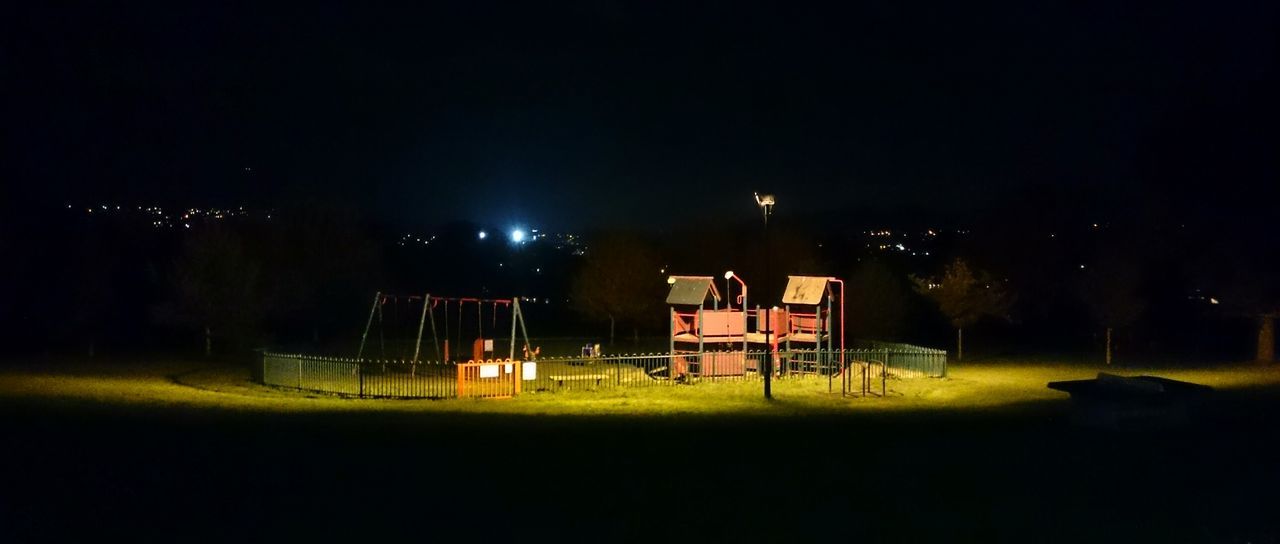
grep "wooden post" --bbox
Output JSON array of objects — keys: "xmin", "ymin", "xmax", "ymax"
[
  {"xmin": 1105, "ymin": 327, "xmax": 1113, "ymax": 366},
  {"xmin": 669, "ymin": 307, "xmax": 675, "ymax": 360},
  {"xmin": 1258, "ymin": 314, "xmax": 1275, "ymax": 363},
  {"xmin": 514, "ymin": 358, "xmax": 522, "ymax": 396}
]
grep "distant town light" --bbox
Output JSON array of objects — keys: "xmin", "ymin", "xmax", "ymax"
[
  {"xmin": 478, "ymin": 230, "xmax": 487, "ymax": 240},
  {"xmin": 510, "ymin": 229, "xmax": 526, "ymax": 243}
]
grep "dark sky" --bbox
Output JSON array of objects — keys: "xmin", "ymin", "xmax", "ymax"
[{"xmin": 7, "ymin": 1, "xmax": 1277, "ymax": 230}]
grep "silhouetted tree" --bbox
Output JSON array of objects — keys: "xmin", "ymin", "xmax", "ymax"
[
  {"xmin": 912, "ymin": 258, "xmax": 1012, "ymax": 361},
  {"xmin": 159, "ymin": 227, "xmax": 264, "ymax": 356},
  {"xmin": 570, "ymin": 234, "xmax": 665, "ymax": 345},
  {"xmin": 1217, "ymin": 268, "xmax": 1279, "ymax": 363},
  {"xmin": 1078, "ymin": 253, "xmax": 1145, "ymax": 365},
  {"xmin": 846, "ymin": 260, "xmax": 909, "ymax": 341},
  {"xmin": 254, "ymin": 205, "xmax": 382, "ymax": 347},
  {"xmin": 68, "ymin": 229, "xmax": 118, "ymax": 357}
]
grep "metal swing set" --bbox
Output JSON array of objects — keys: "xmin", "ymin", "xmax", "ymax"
[{"xmin": 356, "ymin": 292, "xmax": 535, "ymax": 364}]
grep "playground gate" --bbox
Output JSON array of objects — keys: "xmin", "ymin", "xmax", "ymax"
[{"xmin": 456, "ymin": 359, "xmax": 531, "ymax": 399}]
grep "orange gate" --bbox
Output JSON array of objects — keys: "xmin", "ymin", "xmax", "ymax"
[{"xmin": 457, "ymin": 359, "xmax": 523, "ymax": 398}]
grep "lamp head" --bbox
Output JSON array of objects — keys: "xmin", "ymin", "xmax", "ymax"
[
  {"xmin": 667, "ymin": 276, "xmax": 677, "ymax": 285},
  {"xmin": 724, "ymin": 270, "xmax": 735, "ymax": 280}
]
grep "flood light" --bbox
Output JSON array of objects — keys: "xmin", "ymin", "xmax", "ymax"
[
  {"xmin": 510, "ymin": 229, "xmax": 525, "ymax": 243},
  {"xmin": 478, "ymin": 230, "xmax": 487, "ymax": 240}
]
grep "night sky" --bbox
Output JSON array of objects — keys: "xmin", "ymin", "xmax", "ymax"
[{"xmin": 7, "ymin": 1, "xmax": 1278, "ymax": 230}]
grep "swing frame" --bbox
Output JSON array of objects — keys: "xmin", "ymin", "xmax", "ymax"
[{"xmin": 356, "ymin": 292, "xmax": 535, "ymax": 363}]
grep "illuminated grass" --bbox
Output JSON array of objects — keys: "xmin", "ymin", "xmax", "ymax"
[{"xmin": 2, "ymin": 359, "xmax": 1278, "ymax": 416}]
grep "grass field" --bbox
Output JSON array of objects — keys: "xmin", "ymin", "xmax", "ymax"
[
  {"xmin": 2, "ymin": 358, "xmax": 1279, "ymax": 542},
  {"xmin": 2, "ymin": 358, "xmax": 1277, "ymax": 415}
]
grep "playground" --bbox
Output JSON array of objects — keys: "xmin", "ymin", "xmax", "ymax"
[{"xmin": 265, "ymin": 273, "xmax": 945, "ymax": 399}]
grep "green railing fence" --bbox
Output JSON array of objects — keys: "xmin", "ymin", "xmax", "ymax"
[{"xmin": 260, "ymin": 343, "xmax": 945, "ymax": 399}]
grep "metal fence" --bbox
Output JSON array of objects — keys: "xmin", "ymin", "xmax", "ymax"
[
  {"xmin": 262, "ymin": 352, "xmax": 458, "ymax": 398},
  {"xmin": 260, "ymin": 344, "xmax": 945, "ymax": 399},
  {"xmin": 854, "ymin": 341, "xmax": 949, "ymax": 378}
]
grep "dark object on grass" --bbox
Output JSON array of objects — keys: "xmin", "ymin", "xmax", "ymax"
[{"xmin": 1048, "ymin": 373, "xmax": 1213, "ymax": 429}]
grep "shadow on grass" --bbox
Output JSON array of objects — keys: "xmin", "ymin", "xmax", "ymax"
[{"xmin": 3, "ymin": 364, "xmax": 1280, "ymax": 542}]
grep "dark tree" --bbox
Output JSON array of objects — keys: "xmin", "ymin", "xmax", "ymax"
[
  {"xmin": 159, "ymin": 227, "xmax": 265, "ymax": 357},
  {"xmin": 1218, "ymin": 267, "xmax": 1280, "ymax": 363},
  {"xmin": 254, "ymin": 205, "xmax": 382, "ymax": 347},
  {"xmin": 570, "ymin": 234, "xmax": 665, "ymax": 346},
  {"xmin": 912, "ymin": 258, "xmax": 1012, "ymax": 361},
  {"xmin": 68, "ymin": 228, "xmax": 118, "ymax": 357},
  {"xmin": 1078, "ymin": 253, "xmax": 1145, "ymax": 365},
  {"xmin": 846, "ymin": 259, "xmax": 910, "ymax": 341}
]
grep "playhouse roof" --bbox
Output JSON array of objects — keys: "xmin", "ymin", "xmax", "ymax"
[
  {"xmin": 782, "ymin": 276, "xmax": 832, "ymax": 305},
  {"xmin": 665, "ymin": 276, "xmax": 721, "ymax": 305}
]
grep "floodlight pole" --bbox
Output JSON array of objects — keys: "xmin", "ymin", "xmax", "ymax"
[{"xmin": 755, "ymin": 192, "xmax": 775, "ymax": 400}]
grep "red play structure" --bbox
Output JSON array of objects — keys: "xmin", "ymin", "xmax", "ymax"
[
  {"xmin": 666, "ymin": 275, "xmax": 750, "ymax": 377},
  {"xmin": 665, "ymin": 273, "xmax": 845, "ymax": 378},
  {"xmin": 777, "ymin": 275, "xmax": 845, "ymax": 375}
]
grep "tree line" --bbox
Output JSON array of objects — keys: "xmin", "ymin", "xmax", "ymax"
[{"xmin": 0, "ymin": 207, "xmax": 1273, "ymax": 365}]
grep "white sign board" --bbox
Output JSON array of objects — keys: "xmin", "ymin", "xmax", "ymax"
[
  {"xmin": 484, "ymin": 339, "xmax": 494, "ymax": 351},
  {"xmin": 479, "ymin": 364, "xmax": 500, "ymax": 378},
  {"xmin": 522, "ymin": 362, "xmax": 537, "ymax": 380}
]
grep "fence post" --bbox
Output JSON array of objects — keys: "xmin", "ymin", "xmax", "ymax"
[
  {"xmin": 296, "ymin": 356, "xmax": 302, "ymax": 389},
  {"xmin": 881, "ymin": 349, "xmax": 888, "ymax": 396},
  {"xmin": 358, "ymin": 361, "xmax": 365, "ymax": 398},
  {"xmin": 514, "ymin": 358, "xmax": 521, "ymax": 396}
]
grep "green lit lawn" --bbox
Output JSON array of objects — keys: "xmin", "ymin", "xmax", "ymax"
[
  {"xmin": 2, "ymin": 358, "xmax": 1277, "ymax": 416},
  {"xmin": 3, "ymin": 357, "xmax": 1280, "ymax": 542}
]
